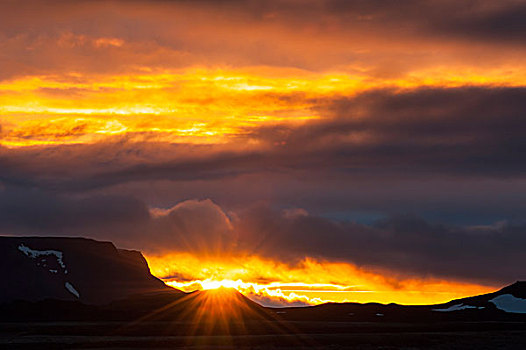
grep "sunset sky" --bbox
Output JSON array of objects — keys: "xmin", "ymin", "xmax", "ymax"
[{"xmin": 2, "ymin": 0, "xmax": 526, "ymax": 306}]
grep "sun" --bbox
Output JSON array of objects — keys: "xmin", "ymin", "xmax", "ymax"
[{"xmin": 199, "ymin": 279, "xmax": 246, "ymax": 291}]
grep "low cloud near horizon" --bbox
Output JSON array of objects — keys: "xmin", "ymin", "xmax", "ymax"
[{"xmin": 1, "ymin": 187, "xmax": 525, "ymax": 285}]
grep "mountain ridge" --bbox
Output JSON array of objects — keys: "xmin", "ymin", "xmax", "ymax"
[{"xmin": 0, "ymin": 236, "xmax": 175, "ymax": 305}]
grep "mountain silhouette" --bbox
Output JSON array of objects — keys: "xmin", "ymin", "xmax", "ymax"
[
  {"xmin": 0, "ymin": 236, "xmax": 174, "ymax": 305},
  {"xmin": 428, "ymin": 280, "xmax": 526, "ymax": 314}
]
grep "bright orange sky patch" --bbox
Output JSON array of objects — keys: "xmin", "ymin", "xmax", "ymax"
[
  {"xmin": 2, "ymin": 66, "xmax": 526, "ymax": 148},
  {"xmin": 145, "ymin": 253, "xmax": 495, "ymax": 306}
]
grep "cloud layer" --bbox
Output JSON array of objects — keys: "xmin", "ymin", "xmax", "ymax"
[
  {"xmin": 1, "ymin": 0, "xmax": 526, "ymax": 80},
  {"xmin": 2, "ymin": 86, "xmax": 526, "ymax": 193},
  {"xmin": 1, "ymin": 188, "xmax": 525, "ymax": 285}
]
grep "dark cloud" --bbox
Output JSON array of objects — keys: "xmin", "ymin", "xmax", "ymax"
[
  {"xmin": 0, "ymin": 186, "xmax": 150, "ymax": 236},
  {"xmin": 235, "ymin": 205, "xmax": 526, "ymax": 284},
  {"xmin": 0, "ymin": 186, "xmax": 236, "ymax": 254},
  {"xmin": 267, "ymin": 86, "xmax": 526, "ymax": 177},
  {"xmin": 438, "ymin": 2, "xmax": 526, "ymax": 43},
  {"xmin": 2, "ymin": 86, "xmax": 526, "ymax": 193},
  {"xmin": 1, "ymin": 185, "xmax": 524, "ymax": 284},
  {"xmin": 118, "ymin": 0, "xmax": 526, "ymax": 44},
  {"xmin": 149, "ymin": 199, "xmax": 236, "ymax": 254}
]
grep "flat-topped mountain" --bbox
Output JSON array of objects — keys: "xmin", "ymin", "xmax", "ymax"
[{"xmin": 0, "ymin": 236, "xmax": 175, "ymax": 304}]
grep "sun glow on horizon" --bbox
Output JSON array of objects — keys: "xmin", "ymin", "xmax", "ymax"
[{"xmin": 145, "ymin": 253, "xmax": 496, "ymax": 307}]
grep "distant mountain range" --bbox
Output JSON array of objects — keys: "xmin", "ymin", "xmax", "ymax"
[
  {"xmin": 1, "ymin": 236, "xmax": 526, "ymax": 323},
  {"xmin": 272, "ymin": 281, "xmax": 526, "ymax": 323}
]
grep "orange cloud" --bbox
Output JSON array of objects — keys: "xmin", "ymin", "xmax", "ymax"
[
  {"xmin": 146, "ymin": 252, "xmax": 495, "ymax": 306},
  {"xmin": 2, "ymin": 66, "xmax": 526, "ymax": 148}
]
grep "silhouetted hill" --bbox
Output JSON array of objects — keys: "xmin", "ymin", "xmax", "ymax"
[
  {"xmin": 0, "ymin": 287, "xmax": 277, "ymax": 324},
  {"xmin": 0, "ymin": 236, "xmax": 176, "ymax": 305},
  {"xmin": 269, "ymin": 281, "xmax": 526, "ymax": 323},
  {"xmin": 425, "ymin": 280, "xmax": 526, "ymax": 315}
]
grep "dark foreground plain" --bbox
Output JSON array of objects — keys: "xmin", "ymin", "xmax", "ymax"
[
  {"xmin": 2, "ymin": 287, "xmax": 526, "ymax": 349},
  {"xmin": 2, "ymin": 320, "xmax": 526, "ymax": 349}
]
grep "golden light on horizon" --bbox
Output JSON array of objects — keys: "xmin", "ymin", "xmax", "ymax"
[{"xmin": 145, "ymin": 253, "xmax": 496, "ymax": 306}]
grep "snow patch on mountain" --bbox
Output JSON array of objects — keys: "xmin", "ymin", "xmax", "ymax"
[
  {"xmin": 18, "ymin": 244, "xmax": 67, "ymax": 269},
  {"xmin": 65, "ymin": 282, "xmax": 80, "ymax": 298},
  {"xmin": 490, "ymin": 294, "xmax": 526, "ymax": 313},
  {"xmin": 432, "ymin": 303, "xmax": 484, "ymax": 312}
]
